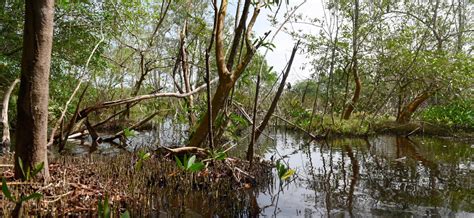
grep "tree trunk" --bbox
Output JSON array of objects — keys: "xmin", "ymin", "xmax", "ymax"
[
  {"xmin": 188, "ymin": 0, "xmax": 260, "ymax": 147},
  {"xmin": 180, "ymin": 21, "xmax": 196, "ymax": 126},
  {"xmin": 188, "ymin": 78, "xmax": 233, "ymax": 147},
  {"xmin": 253, "ymin": 41, "xmax": 299, "ymax": 142},
  {"xmin": 1, "ymin": 79, "xmax": 20, "ymax": 152},
  {"xmin": 397, "ymin": 91, "xmax": 432, "ymax": 124},
  {"xmin": 342, "ymin": 0, "xmax": 361, "ymax": 120},
  {"xmin": 15, "ymin": 0, "xmax": 54, "ymax": 181}
]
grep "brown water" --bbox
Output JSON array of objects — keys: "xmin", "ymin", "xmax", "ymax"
[{"xmin": 64, "ymin": 124, "xmax": 473, "ymax": 217}]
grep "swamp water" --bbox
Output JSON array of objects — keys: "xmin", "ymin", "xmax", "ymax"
[{"xmin": 64, "ymin": 121, "xmax": 473, "ymax": 217}]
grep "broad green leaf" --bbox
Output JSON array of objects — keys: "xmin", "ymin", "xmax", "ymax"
[
  {"xmin": 187, "ymin": 155, "xmax": 196, "ymax": 169},
  {"xmin": 188, "ymin": 162, "xmax": 205, "ymax": 172},
  {"xmin": 123, "ymin": 128, "xmax": 136, "ymax": 138},
  {"xmin": 98, "ymin": 198, "xmax": 104, "ymax": 216},
  {"xmin": 2, "ymin": 178, "xmax": 14, "ymax": 201},
  {"xmin": 104, "ymin": 199, "xmax": 111, "ymax": 218}
]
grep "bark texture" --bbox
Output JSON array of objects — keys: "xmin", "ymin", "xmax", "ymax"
[
  {"xmin": 188, "ymin": 0, "xmax": 261, "ymax": 148},
  {"xmin": 15, "ymin": 0, "xmax": 54, "ymax": 181},
  {"xmin": 1, "ymin": 79, "xmax": 20, "ymax": 152},
  {"xmin": 397, "ymin": 91, "xmax": 432, "ymax": 124}
]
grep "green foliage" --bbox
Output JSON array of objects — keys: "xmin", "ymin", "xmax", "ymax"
[
  {"xmin": 229, "ymin": 113, "xmax": 249, "ymax": 126},
  {"xmin": 2, "ymin": 178, "xmax": 13, "ymax": 201},
  {"xmin": 98, "ymin": 194, "xmax": 111, "ymax": 218},
  {"xmin": 120, "ymin": 210, "xmax": 131, "ymax": 218},
  {"xmin": 275, "ymin": 161, "xmax": 295, "ymax": 181},
  {"xmin": 2, "ymin": 159, "xmax": 45, "ymax": 209},
  {"xmin": 98, "ymin": 194, "xmax": 130, "ymax": 218},
  {"xmin": 175, "ymin": 155, "xmax": 205, "ymax": 172},
  {"xmin": 2, "ymin": 177, "xmax": 43, "ymax": 206},
  {"xmin": 134, "ymin": 150, "xmax": 151, "ymax": 171},
  {"xmin": 18, "ymin": 158, "xmax": 44, "ymax": 181},
  {"xmin": 123, "ymin": 128, "xmax": 137, "ymax": 138},
  {"xmin": 210, "ymin": 150, "xmax": 227, "ymax": 161},
  {"xmin": 284, "ymin": 99, "xmax": 312, "ymax": 128},
  {"xmin": 422, "ymin": 100, "xmax": 474, "ymax": 128}
]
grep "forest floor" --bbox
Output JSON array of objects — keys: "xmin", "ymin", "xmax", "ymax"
[{"xmin": 0, "ymin": 151, "xmax": 272, "ymax": 216}]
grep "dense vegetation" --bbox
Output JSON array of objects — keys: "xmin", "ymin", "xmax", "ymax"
[{"xmin": 0, "ymin": 0, "xmax": 472, "ymax": 216}]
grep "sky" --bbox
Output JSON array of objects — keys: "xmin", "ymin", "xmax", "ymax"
[{"xmin": 251, "ymin": 0, "xmax": 325, "ymax": 84}]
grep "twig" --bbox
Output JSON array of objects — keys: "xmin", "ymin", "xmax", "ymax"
[{"xmin": 43, "ymin": 191, "xmax": 74, "ymax": 203}]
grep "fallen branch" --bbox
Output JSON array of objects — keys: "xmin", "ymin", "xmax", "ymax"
[
  {"xmin": 271, "ymin": 114, "xmax": 323, "ymax": 140},
  {"xmin": 103, "ymin": 111, "xmax": 160, "ymax": 142},
  {"xmin": 43, "ymin": 191, "xmax": 74, "ymax": 203},
  {"xmin": 92, "ymin": 101, "xmax": 140, "ymax": 129},
  {"xmin": 78, "ymin": 78, "xmax": 218, "ymax": 121},
  {"xmin": 157, "ymin": 146, "xmax": 209, "ymax": 157}
]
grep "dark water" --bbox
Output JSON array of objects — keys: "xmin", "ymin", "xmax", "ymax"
[{"xmin": 65, "ymin": 124, "xmax": 473, "ymax": 217}]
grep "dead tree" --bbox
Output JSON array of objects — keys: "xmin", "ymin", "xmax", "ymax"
[
  {"xmin": 1, "ymin": 79, "xmax": 20, "ymax": 152},
  {"xmin": 248, "ymin": 41, "xmax": 299, "ymax": 161}
]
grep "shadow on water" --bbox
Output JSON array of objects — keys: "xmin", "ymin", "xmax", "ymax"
[{"xmin": 63, "ymin": 121, "xmax": 473, "ymax": 217}]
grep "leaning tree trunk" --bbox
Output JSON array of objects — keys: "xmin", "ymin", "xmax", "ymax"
[
  {"xmin": 342, "ymin": 0, "xmax": 361, "ymax": 120},
  {"xmin": 1, "ymin": 79, "xmax": 20, "ymax": 152},
  {"xmin": 15, "ymin": 0, "xmax": 54, "ymax": 181},
  {"xmin": 396, "ymin": 91, "xmax": 432, "ymax": 124},
  {"xmin": 253, "ymin": 41, "xmax": 299, "ymax": 142}
]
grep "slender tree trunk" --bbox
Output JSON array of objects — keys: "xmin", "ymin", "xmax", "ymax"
[
  {"xmin": 15, "ymin": 0, "xmax": 54, "ymax": 181},
  {"xmin": 342, "ymin": 0, "xmax": 361, "ymax": 120},
  {"xmin": 180, "ymin": 21, "xmax": 196, "ymax": 126},
  {"xmin": 205, "ymin": 50, "xmax": 214, "ymax": 150},
  {"xmin": 248, "ymin": 62, "xmax": 261, "ymax": 162},
  {"xmin": 456, "ymin": 0, "xmax": 464, "ymax": 53},
  {"xmin": 308, "ymin": 76, "xmax": 321, "ymax": 132},
  {"xmin": 1, "ymin": 79, "xmax": 20, "ymax": 152},
  {"xmin": 125, "ymin": 52, "xmax": 147, "ymax": 119},
  {"xmin": 397, "ymin": 91, "xmax": 432, "ymax": 124},
  {"xmin": 253, "ymin": 41, "xmax": 299, "ymax": 142},
  {"xmin": 301, "ymin": 80, "xmax": 310, "ymax": 106}
]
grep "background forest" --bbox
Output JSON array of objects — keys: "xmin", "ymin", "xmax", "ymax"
[
  {"xmin": 1, "ymin": 0, "xmax": 472, "ymax": 140},
  {"xmin": 0, "ymin": 0, "xmax": 473, "ymax": 216}
]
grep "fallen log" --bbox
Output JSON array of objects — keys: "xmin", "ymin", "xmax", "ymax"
[
  {"xmin": 77, "ymin": 78, "xmax": 218, "ymax": 121},
  {"xmin": 156, "ymin": 146, "xmax": 209, "ymax": 158}
]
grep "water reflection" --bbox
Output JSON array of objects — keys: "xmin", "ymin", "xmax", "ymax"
[
  {"xmin": 255, "ymin": 130, "xmax": 472, "ymax": 217},
  {"xmin": 63, "ymin": 118, "xmax": 189, "ymax": 155},
  {"xmin": 63, "ymin": 123, "xmax": 473, "ymax": 217}
]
